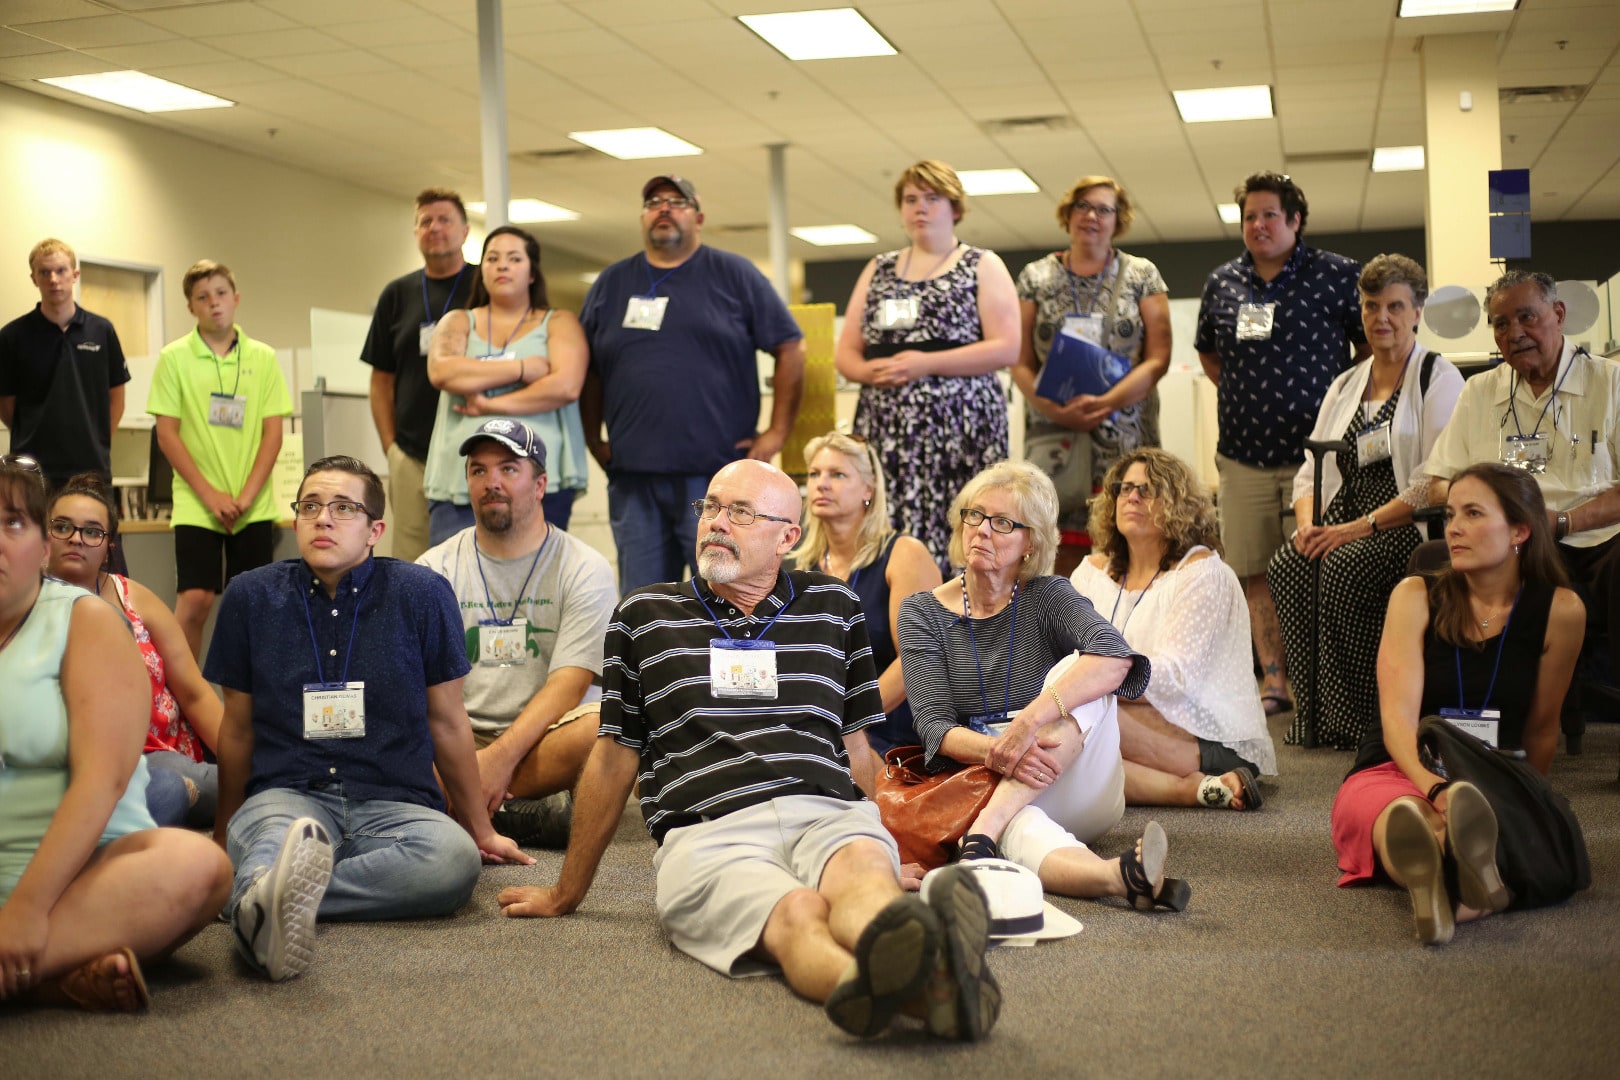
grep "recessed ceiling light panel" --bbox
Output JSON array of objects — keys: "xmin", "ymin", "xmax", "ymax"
[
  {"xmin": 568, "ymin": 127, "xmax": 703, "ymax": 160},
  {"xmin": 39, "ymin": 71, "xmax": 233, "ymax": 113},
  {"xmin": 1173, "ymin": 85, "xmax": 1273, "ymax": 123},
  {"xmin": 1398, "ymin": 0, "xmax": 1517, "ymax": 17},
  {"xmin": 791, "ymin": 225, "xmax": 879, "ymax": 246},
  {"xmin": 957, "ymin": 169, "xmax": 1039, "ymax": 196},
  {"xmin": 467, "ymin": 199, "xmax": 581, "ymax": 223},
  {"xmin": 1371, "ymin": 145, "xmax": 1426, "ymax": 172},
  {"xmin": 739, "ymin": 8, "xmax": 897, "ymax": 61},
  {"xmin": 1217, "ymin": 203, "xmax": 1241, "ymax": 224}
]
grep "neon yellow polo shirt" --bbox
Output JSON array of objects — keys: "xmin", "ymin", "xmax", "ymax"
[{"xmin": 147, "ymin": 326, "xmax": 293, "ymax": 532}]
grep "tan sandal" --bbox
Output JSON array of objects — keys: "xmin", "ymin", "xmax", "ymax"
[{"xmin": 31, "ymin": 947, "xmax": 151, "ymax": 1012}]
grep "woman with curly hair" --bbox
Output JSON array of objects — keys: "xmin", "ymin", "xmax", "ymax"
[{"xmin": 1072, "ymin": 449, "xmax": 1276, "ymax": 809}]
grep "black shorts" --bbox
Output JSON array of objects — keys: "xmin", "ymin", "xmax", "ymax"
[{"xmin": 174, "ymin": 521, "xmax": 275, "ymax": 594}]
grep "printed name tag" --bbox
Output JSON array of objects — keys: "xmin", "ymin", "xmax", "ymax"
[
  {"xmin": 419, "ymin": 322, "xmax": 434, "ymax": 356},
  {"xmin": 877, "ymin": 296, "xmax": 920, "ymax": 331},
  {"xmin": 623, "ymin": 295, "xmax": 668, "ymax": 331},
  {"xmin": 1502, "ymin": 433, "xmax": 1549, "ymax": 474},
  {"xmin": 964, "ymin": 712, "xmax": 1009, "ymax": 736},
  {"xmin": 208, "ymin": 393, "xmax": 247, "ymax": 429},
  {"xmin": 1440, "ymin": 707, "xmax": 1501, "ymax": 749},
  {"xmin": 1061, "ymin": 313, "xmax": 1105, "ymax": 346},
  {"xmin": 1236, "ymin": 302, "xmax": 1276, "ymax": 342},
  {"xmin": 1355, "ymin": 420, "xmax": 1393, "ymax": 466},
  {"xmin": 303, "ymin": 681, "xmax": 366, "ymax": 740},
  {"xmin": 710, "ymin": 638, "xmax": 778, "ymax": 699},
  {"xmin": 478, "ymin": 617, "xmax": 528, "ymax": 666}
]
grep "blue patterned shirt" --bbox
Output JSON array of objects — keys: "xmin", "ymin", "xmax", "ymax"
[{"xmin": 1194, "ymin": 243, "xmax": 1365, "ymax": 469}]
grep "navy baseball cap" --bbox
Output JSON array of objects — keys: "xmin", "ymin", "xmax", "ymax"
[
  {"xmin": 642, "ymin": 175, "xmax": 700, "ymax": 210},
  {"xmin": 458, "ymin": 418, "xmax": 547, "ymax": 471}
]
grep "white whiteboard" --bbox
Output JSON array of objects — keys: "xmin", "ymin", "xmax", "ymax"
[{"xmin": 309, "ymin": 307, "xmax": 374, "ymax": 395}]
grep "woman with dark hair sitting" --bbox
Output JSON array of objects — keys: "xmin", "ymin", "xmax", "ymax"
[
  {"xmin": 1332, "ymin": 463, "xmax": 1584, "ymax": 944},
  {"xmin": 46, "ymin": 473, "xmax": 222, "ymax": 827}
]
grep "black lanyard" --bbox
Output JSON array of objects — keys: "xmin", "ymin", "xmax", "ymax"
[{"xmin": 213, "ymin": 338, "xmax": 242, "ymax": 398}]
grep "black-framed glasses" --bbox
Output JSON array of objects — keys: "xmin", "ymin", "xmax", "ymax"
[
  {"xmin": 48, "ymin": 518, "xmax": 108, "ymax": 546},
  {"xmin": 644, "ymin": 196, "xmax": 693, "ymax": 211},
  {"xmin": 692, "ymin": 499, "xmax": 794, "ymax": 527},
  {"xmin": 291, "ymin": 499, "xmax": 371, "ymax": 522},
  {"xmin": 1109, "ymin": 481, "xmax": 1158, "ymax": 501},
  {"xmin": 1072, "ymin": 200, "xmax": 1118, "ymax": 219},
  {"xmin": 959, "ymin": 508, "xmax": 1029, "ymax": 534},
  {"xmin": 0, "ymin": 454, "xmax": 41, "ymax": 473}
]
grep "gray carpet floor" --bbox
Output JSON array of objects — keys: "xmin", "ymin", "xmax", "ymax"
[{"xmin": 7, "ymin": 712, "xmax": 1619, "ymax": 1080}]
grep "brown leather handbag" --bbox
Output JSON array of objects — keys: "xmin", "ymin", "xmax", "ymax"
[{"xmin": 874, "ymin": 745, "xmax": 999, "ymax": 871}]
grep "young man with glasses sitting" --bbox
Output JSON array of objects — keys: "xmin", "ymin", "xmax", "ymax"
[{"xmin": 203, "ymin": 455, "xmax": 531, "ymax": 982}]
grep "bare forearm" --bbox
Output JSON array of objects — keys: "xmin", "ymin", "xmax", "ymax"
[
  {"xmin": 156, "ymin": 421, "xmax": 220, "ymax": 499},
  {"xmin": 877, "ymin": 661, "xmax": 907, "ymax": 715},
  {"xmin": 551, "ymin": 740, "xmax": 639, "ymax": 907},
  {"xmin": 476, "ymin": 371, "xmax": 580, "ymax": 415},
  {"xmin": 431, "ymin": 355, "xmax": 527, "ymax": 395},
  {"xmin": 236, "ymin": 421, "xmax": 283, "ymax": 507},
  {"xmin": 767, "ymin": 342, "xmax": 805, "ymax": 435},
  {"xmin": 1568, "ymin": 486, "xmax": 1620, "ymax": 535},
  {"xmin": 368, "ymin": 371, "xmax": 397, "ymax": 449},
  {"xmin": 938, "ymin": 726, "xmax": 995, "ymax": 765},
  {"xmin": 1105, "ymin": 357, "xmax": 1168, "ymax": 409}
]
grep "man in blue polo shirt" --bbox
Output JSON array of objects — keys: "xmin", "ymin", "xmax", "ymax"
[
  {"xmin": 579, "ymin": 175, "xmax": 806, "ymax": 594},
  {"xmin": 1194, "ymin": 173, "xmax": 1367, "ymax": 718},
  {"xmin": 0, "ymin": 238, "xmax": 130, "ymax": 489},
  {"xmin": 207, "ymin": 454, "xmax": 531, "ymax": 982}
]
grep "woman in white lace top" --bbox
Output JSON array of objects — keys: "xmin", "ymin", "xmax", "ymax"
[{"xmin": 1072, "ymin": 449, "xmax": 1277, "ymax": 809}]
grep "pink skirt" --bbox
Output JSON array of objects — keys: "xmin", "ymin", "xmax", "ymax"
[{"xmin": 1331, "ymin": 761, "xmax": 1426, "ymax": 886}]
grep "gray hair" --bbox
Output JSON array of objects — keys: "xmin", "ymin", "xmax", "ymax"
[
  {"xmin": 1358, "ymin": 253, "xmax": 1429, "ymax": 307},
  {"xmin": 947, "ymin": 460, "xmax": 1059, "ymax": 581},
  {"xmin": 1485, "ymin": 269, "xmax": 1557, "ymax": 307}
]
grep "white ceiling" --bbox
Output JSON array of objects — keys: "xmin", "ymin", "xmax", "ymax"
[{"xmin": 3, "ymin": 0, "xmax": 1618, "ymax": 266}]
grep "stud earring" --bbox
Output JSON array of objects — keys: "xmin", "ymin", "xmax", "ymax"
[{"xmin": 863, "ymin": 499, "xmax": 871, "ymax": 508}]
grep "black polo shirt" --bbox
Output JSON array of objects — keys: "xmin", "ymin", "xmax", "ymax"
[
  {"xmin": 0, "ymin": 304, "xmax": 129, "ymax": 481},
  {"xmin": 359, "ymin": 264, "xmax": 476, "ymax": 462}
]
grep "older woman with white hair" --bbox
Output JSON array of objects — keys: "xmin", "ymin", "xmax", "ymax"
[
  {"xmin": 794, "ymin": 432, "xmax": 941, "ymax": 759},
  {"xmin": 895, "ymin": 460, "xmax": 1189, "ymax": 910}
]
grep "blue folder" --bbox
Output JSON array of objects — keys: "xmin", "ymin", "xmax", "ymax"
[{"xmin": 1034, "ymin": 331, "xmax": 1130, "ymax": 402}]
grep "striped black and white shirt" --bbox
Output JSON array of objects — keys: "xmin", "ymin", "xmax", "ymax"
[
  {"xmin": 599, "ymin": 569, "xmax": 885, "ymax": 844},
  {"xmin": 898, "ymin": 575, "xmax": 1150, "ymax": 767}
]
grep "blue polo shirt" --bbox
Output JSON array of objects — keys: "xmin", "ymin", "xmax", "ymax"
[
  {"xmin": 204, "ymin": 555, "xmax": 471, "ymax": 811},
  {"xmin": 0, "ymin": 303, "xmax": 129, "ymax": 482},
  {"xmin": 579, "ymin": 245, "xmax": 802, "ymax": 476},
  {"xmin": 1193, "ymin": 243, "xmax": 1364, "ymax": 469}
]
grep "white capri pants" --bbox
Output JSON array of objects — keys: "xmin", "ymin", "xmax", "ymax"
[{"xmin": 992, "ymin": 654, "xmax": 1126, "ymax": 874}]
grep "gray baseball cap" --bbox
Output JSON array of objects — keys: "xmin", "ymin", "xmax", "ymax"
[
  {"xmin": 458, "ymin": 417, "xmax": 547, "ymax": 471},
  {"xmin": 642, "ymin": 174, "xmax": 700, "ymax": 210}
]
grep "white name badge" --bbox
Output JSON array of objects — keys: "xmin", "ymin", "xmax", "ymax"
[
  {"xmin": 1440, "ymin": 708, "xmax": 1501, "ymax": 749},
  {"xmin": 1061, "ymin": 313, "xmax": 1106, "ymax": 346},
  {"xmin": 710, "ymin": 638, "xmax": 778, "ymax": 699},
  {"xmin": 208, "ymin": 392, "xmax": 247, "ymax": 429},
  {"xmin": 478, "ymin": 617, "xmax": 528, "ymax": 666},
  {"xmin": 479, "ymin": 351, "xmax": 516, "ymax": 362},
  {"xmin": 1235, "ymin": 301, "xmax": 1277, "ymax": 342},
  {"xmin": 419, "ymin": 321, "xmax": 434, "ymax": 356},
  {"xmin": 623, "ymin": 295, "xmax": 668, "ymax": 331},
  {"xmin": 1355, "ymin": 420, "xmax": 1393, "ymax": 466},
  {"xmin": 303, "ymin": 682, "xmax": 366, "ymax": 740},
  {"xmin": 1502, "ymin": 433, "xmax": 1549, "ymax": 474},
  {"xmin": 877, "ymin": 296, "xmax": 920, "ymax": 331}
]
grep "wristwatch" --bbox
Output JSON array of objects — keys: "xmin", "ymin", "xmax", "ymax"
[
  {"xmin": 1365, "ymin": 513, "xmax": 1379, "ymax": 535},
  {"xmin": 1556, "ymin": 511, "xmax": 1570, "ymax": 539}
]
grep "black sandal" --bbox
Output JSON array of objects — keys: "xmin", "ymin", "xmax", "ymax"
[
  {"xmin": 1119, "ymin": 821, "xmax": 1191, "ymax": 912},
  {"xmin": 956, "ymin": 833, "xmax": 1001, "ymax": 862}
]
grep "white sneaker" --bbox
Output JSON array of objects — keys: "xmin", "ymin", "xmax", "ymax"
[{"xmin": 233, "ymin": 817, "xmax": 333, "ymax": 981}]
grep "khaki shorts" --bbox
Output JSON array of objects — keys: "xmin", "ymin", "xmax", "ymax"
[
  {"xmin": 652, "ymin": 796, "xmax": 899, "ymax": 978},
  {"xmin": 385, "ymin": 443, "xmax": 431, "ymax": 565},
  {"xmin": 1215, "ymin": 454, "xmax": 1298, "ymax": 577},
  {"xmin": 471, "ymin": 702, "xmax": 599, "ymax": 750}
]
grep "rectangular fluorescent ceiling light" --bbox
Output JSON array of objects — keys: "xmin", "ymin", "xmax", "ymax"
[
  {"xmin": 958, "ymin": 169, "xmax": 1039, "ymax": 196},
  {"xmin": 792, "ymin": 225, "xmax": 878, "ymax": 247},
  {"xmin": 467, "ymin": 199, "xmax": 580, "ymax": 223},
  {"xmin": 1217, "ymin": 203, "xmax": 1241, "ymax": 224},
  {"xmin": 1173, "ymin": 85, "xmax": 1273, "ymax": 123},
  {"xmin": 568, "ymin": 127, "xmax": 702, "ymax": 159},
  {"xmin": 738, "ymin": 8, "xmax": 897, "ymax": 60},
  {"xmin": 1371, "ymin": 145, "xmax": 1426, "ymax": 172},
  {"xmin": 39, "ymin": 71, "xmax": 232, "ymax": 113},
  {"xmin": 1398, "ymin": 1, "xmax": 1517, "ymax": 17}
]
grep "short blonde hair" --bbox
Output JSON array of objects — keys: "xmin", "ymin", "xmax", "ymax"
[
  {"xmin": 894, "ymin": 160, "xmax": 966, "ymax": 223},
  {"xmin": 948, "ymin": 461, "xmax": 1058, "ymax": 581},
  {"xmin": 28, "ymin": 238, "xmax": 76, "ymax": 272},
  {"xmin": 1087, "ymin": 449, "xmax": 1221, "ymax": 580},
  {"xmin": 792, "ymin": 432, "xmax": 892, "ymax": 575},
  {"xmin": 183, "ymin": 259, "xmax": 236, "ymax": 298},
  {"xmin": 1056, "ymin": 176, "xmax": 1134, "ymax": 239}
]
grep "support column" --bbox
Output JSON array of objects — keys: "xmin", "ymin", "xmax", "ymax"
[
  {"xmin": 767, "ymin": 143, "xmax": 790, "ymax": 302},
  {"xmin": 477, "ymin": 0, "xmax": 510, "ymax": 228},
  {"xmin": 1420, "ymin": 33, "xmax": 1501, "ymax": 289}
]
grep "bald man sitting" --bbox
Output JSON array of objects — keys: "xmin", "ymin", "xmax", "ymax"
[{"xmin": 497, "ymin": 460, "xmax": 1002, "ymax": 1041}]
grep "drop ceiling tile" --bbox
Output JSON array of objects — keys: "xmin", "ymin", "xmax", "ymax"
[
  {"xmin": 324, "ymin": 15, "xmax": 466, "ymax": 49},
  {"xmin": 18, "ymin": 15, "xmax": 175, "ymax": 49},
  {"xmin": 0, "ymin": 51, "xmax": 117, "ymax": 80},
  {"xmin": 198, "ymin": 28, "xmax": 350, "ymax": 60},
  {"xmin": 263, "ymin": 50, "xmax": 403, "ymax": 79},
  {"xmin": 1, "ymin": 0, "xmax": 107, "ymax": 23},
  {"xmin": 82, "ymin": 38, "xmax": 236, "ymax": 67},
  {"xmin": 256, "ymin": 0, "xmax": 426, "ymax": 26},
  {"xmin": 138, "ymin": 3, "xmax": 299, "ymax": 36},
  {"xmin": 0, "ymin": 28, "xmax": 62, "ymax": 58}
]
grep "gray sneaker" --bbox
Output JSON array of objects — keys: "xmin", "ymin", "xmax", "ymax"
[
  {"xmin": 492, "ymin": 791, "xmax": 573, "ymax": 848},
  {"xmin": 233, "ymin": 817, "xmax": 333, "ymax": 981}
]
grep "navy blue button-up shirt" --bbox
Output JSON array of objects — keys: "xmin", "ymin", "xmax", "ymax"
[
  {"xmin": 1194, "ymin": 243, "xmax": 1365, "ymax": 469},
  {"xmin": 205, "ymin": 556, "xmax": 471, "ymax": 810}
]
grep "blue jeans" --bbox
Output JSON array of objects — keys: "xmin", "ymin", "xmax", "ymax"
[
  {"xmin": 608, "ymin": 472, "xmax": 709, "ymax": 594},
  {"xmin": 144, "ymin": 750, "xmax": 218, "ymax": 828},
  {"xmin": 226, "ymin": 785, "xmax": 480, "ymax": 922},
  {"xmin": 428, "ymin": 489, "xmax": 579, "ymax": 548}
]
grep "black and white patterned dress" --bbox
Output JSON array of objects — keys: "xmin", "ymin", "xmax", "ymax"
[
  {"xmin": 854, "ymin": 247, "xmax": 1008, "ymax": 569},
  {"xmin": 1267, "ymin": 389, "xmax": 1422, "ymax": 749}
]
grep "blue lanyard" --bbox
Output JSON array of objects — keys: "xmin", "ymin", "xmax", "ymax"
[
  {"xmin": 1108, "ymin": 566, "xmax": 1162, "ymax": 634},
  {"xmin": 421, "ymin": 264, "xmax": 467, "ymax": 324},
  {"xmin": 213, "ymin": 337, "xmax": 242, "ymax": 397},
  {"xmin": 300, "ymin": 568, "xmax": 370, "ymax": 687},
  {"xmin": 1246, "ymin": 249, "xmax": 1299, "ymax": 303},
  {"xmin": 1062, "ymin": 251, "xmax": 1114, "ymax": 316},
  {"xmin": 962, "ymin": 579, "xmax": 1017, "ymax": 719},
  {"xmin": 476, "ymin": 306, "xmax": 530, "ymax": 359},
  {"xmin": 474, "ymin": 525, "xmax": 550, "ymax": 626},
  {"xmin": 693, "ymin": 575, "xmax": 795, "ymax": 642},
  {"xmin": 1454, "ymin": 589, "xmax": 1519, "ymax": 713},
  {"xmin": 639, "ymin": 255, "xmax": 687, "ymax": 299},
  {"xmin": 1506, "ymin": 348, "xmax": 1581, "ymax": 439}
]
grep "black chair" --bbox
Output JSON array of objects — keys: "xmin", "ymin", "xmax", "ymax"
[{"xmin": 146, "ymin": 427, "xmax": 173, "ymax": 507}]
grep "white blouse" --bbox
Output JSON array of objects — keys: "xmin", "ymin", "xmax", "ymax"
[{"xmin": 1072, "ymin": 546, "xmax": 1277, "ymax": 775}]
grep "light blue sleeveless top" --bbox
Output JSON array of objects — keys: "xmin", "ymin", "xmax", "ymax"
[
  {"xmin": 422, "ymin": 308, "xmax": 590, "ymax": 504},
  {"xmin": 0, "ymin": 578, "xmax": 156, "ymax": 902}
]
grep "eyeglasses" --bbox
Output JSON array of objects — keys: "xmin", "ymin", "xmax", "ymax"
[
  {"xmin": 0, "ymin": 454, "xmax": 41, "ymax": 473},
  {"xmin": 1108, "ymin": 481, "xmax": 1158, "ymax": 501},
  {"xmin": 48, "ymin": 519, "xmax": 108, "ymax": 546},
  {"xmin": 291, "ymin": 499, "xmax": 371, "ymax": 522},
  {"xmin": 692, "ymin": 499, "xmax": 794, "ymax": 527},
  {"xmin": 644, "ymin": 196, "xmax": 693, "ymax": 211},
  {"xmin": 960, "ymin": 508, "xmax": 1030, "ymax": 534},
  {"xmin": 1072, "ymin": 200, "xmax": 1118, "ymax": 219}
]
